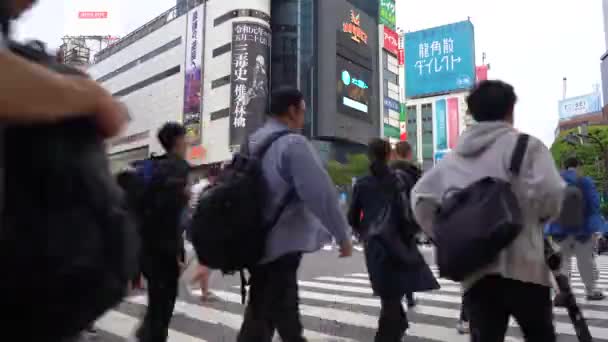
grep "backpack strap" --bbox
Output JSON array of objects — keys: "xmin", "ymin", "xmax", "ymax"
[{"xmin": 509, "ymin": 134, "xmax": 530, "ymax": 176}]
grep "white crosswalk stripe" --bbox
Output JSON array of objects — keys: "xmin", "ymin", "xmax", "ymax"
[{"xmin": 93, "ymin": 257, "xmax": 608, "ymax": 341}]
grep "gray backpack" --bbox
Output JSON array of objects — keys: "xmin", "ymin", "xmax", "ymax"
[{"xmin": 557, "ymin": 180, "xmax": 586, "ymax": 229}]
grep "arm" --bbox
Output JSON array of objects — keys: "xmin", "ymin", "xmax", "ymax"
[
  {"xmin": 283, "ymin": 136, "xmax": 350, "ymax": 244},
  {"xmin": 347, "ymin": 183, "xmax": 361, "ymax": 237}
]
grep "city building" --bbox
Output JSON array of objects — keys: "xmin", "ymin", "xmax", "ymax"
[
  {"xmin": 602, "ymin": 0, "xmax": 608, "ymax": 106},
  {"xmin": 555, "ymin": 91, "xmax": 604, "ymax": 135},
  {"xmin": 87, "ymin": 0, "xmax": 390, "ymax": 172}
]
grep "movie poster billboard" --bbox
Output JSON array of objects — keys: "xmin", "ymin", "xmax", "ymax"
[
  {"xmin": 182, "ymin": 5, "xmax": 204, "ymax": 147},
  {"xmin": 229, "ymin": 22, "xmax": 271, "ymax": 146}
]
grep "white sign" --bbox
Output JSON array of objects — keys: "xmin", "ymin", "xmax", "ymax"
[{"xmin": 64, "ymin": 0, "xmax": 123, "ymax": 37}]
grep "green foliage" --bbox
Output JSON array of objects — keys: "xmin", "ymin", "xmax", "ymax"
[
  {"xmin": 550, "ymin": 126, "xmax": 608, "ymax": 193},
  {"xmin": 327, "ymin": 154, "xmax": 370, "ymax": 187}
]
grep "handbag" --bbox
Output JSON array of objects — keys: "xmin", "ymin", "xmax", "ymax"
[
  {"xmin": 434, "ymin": 134, "xmax": 529, "ymax": 281},
  {"xmin": 368, "ymin": 171, "xmax": 424, "ymax": 268}
]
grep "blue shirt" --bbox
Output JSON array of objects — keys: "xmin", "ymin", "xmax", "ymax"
[{"xmin": 249, "ymin": 118, "xmax": 351, "ymax": 263}]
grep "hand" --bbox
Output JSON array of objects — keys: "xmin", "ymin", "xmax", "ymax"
[{"xmin": 339, "ymin": 240, "xmax": 353, "ymax": 258}]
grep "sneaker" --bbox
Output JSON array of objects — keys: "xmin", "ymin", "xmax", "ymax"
[
  {"xmin": 457, "ymin": 321, "xmax": 470, "ymax": 334},
  {"xmin": 586, "ymin": 291, "xmax": 605, "ymax": 301}
]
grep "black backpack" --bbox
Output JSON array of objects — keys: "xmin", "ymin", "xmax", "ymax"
[
  {"xmin": 434, "ymin": 134, "xmax": 529, "ymax": 282},
  {"xmin": 0, "ymin": 41, "xmax": 139, "ymax": 341},
  {"xmin": 556, "ymin": 180, "xmax": 586, "ymax": 230},
  {"xmin": 190, "ymin": 131, "xmax": 292, "ymax": 275}
]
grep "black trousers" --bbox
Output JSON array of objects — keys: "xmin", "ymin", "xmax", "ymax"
[
  {"xmin": 466, "ymin": 275, "xmax": 556, "ymax": 342},
  {"xmin": 238, "ymin": 253, "xmax": 306, "ymax": 342},
  {"xmin": 376, "ymin": 297, "xmax": 408, "ymax": 342},
  {"xmin": 137, "ymin": 254, "xmax": 179, "ymax": 342}
]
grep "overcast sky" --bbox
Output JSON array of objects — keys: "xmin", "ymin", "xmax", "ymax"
[{"xmin": 13, "ymin": 0, "xmax": 605, "ymax": 146}]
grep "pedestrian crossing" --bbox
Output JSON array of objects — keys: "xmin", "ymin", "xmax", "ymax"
[{"xmin": 93, "ymin": 257, "xmax": 608, "ymax": 342}]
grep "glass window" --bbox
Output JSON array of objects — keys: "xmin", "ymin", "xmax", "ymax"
[
  {"xmin": 421, "ymin": 103, "xmax": 433, "ymax": 161},
  {"xmin": 406, "ymin": 105, "xmax": 417, "ymax": 159}
]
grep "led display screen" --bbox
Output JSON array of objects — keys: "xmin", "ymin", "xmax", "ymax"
[{"xmin": 336, "ymin": 55, "xmax": 371, "ymax": 118}]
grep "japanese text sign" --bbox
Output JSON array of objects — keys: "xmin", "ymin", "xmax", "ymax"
[
  {"xmin": 229, "ymin": 22, "xmax": 271, "ymax": 146},
  {"xmin": 558, "ymin": 93, "xmax": 601, "ymax": 121},
  {"xmin": 342, "ymin": 9, "xmax": 368, "ymax": 45},
  {"xmin": 405, "ymin": 21, "xmax": 476, "ymax": 98},
  {"xmin": 182, "ymin": 6, "xmax": 204, "ymax": 149},
  {"xmin": 379, "ymin": 0, "xmax": 396, "ymax": 30},
  {"xmin": 383, "ymin": 26, "xmax": 399, "ymax": 56}
]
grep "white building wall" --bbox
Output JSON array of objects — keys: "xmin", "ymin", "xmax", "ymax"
[
  {"xmin": 88, "ymin": 13, "xmax": 188, "ymax": 157},
  {"xmin": 202, "ymin": 0, "xmax": 271, "ymax": 164}
]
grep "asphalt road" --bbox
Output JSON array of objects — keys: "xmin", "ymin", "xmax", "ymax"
[{"xmin": 89, "ymin": 248, "xmax": 608, "ymax": 342}]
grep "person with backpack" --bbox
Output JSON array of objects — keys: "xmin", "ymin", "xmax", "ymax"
[
  {"xmin": 133, "ymin": 122, "xmax": 190, "ymax": 342},
  {"xmin": 349, "ymin": 138, "xmax": 438, "ymax": 341},
  {"xmin": 411, "ymin": 80, "xmax": 565, "ymax": 341},
  {"xmin": 389, "ymin": 141, "xmax": 422, "ymax": 309},
  {"xmin": 546, "ymin": 157, "xmax": 605, "ymax": 303}
]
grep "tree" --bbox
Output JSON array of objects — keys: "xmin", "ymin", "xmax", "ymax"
[{"xmin": 326, "ymin": 154, "xmax": 370, "ymax": 187}]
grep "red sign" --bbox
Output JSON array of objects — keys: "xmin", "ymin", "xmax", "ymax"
[
  {"xmin": 398, "ymin": 49, "xmax": 405, "ymax": 65},
  {"xmin": 78, "ymin": 11, "xmax": 108, "ymax": 19},
  {"xmin": 343, "ymin": 10, "xmax": 368, "ymax": 44},
  {"xmin": 400, "ymin": 121, "xmax": 407, "ymax": 141},
  {"xmin": 383, "ymin": 27, "xmax": 399, "ymax": 56},
  {"xmin": 447, "ymin": 98, "xmax": 460, "ymax": 149},
  {"xmin": 476, "ymin": 65, "xmax": 488, "ymax": 83}
]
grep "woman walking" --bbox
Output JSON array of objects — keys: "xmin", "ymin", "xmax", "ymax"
[{"xmin": 348, "ymin": 138, "xmax": 439, "ymax": 341}]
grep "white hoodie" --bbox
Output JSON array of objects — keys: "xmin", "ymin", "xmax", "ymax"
[{"xmin": 411, "ymin": 121, "xmax": 565, "ymax": 290}]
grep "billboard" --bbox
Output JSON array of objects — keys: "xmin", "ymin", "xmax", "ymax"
[
  {"xmin": 229, "ymin": 22, "xmax": 271, "ymax": 146},
  {"xmin": 447, "ymin": 97, "xmax": 459, "ymax": 148},
  {"xmin": 405, "ymin": 20, "xmax": 476, "ymax": 98},
  {"xmin": 64, "ymin": 0, "xmax": 123, "ymax": 36},
  {"xmin": 379, "ymin": 0, "xmax": 396, "ymax": 30},
  {"xmin": 383, "ymin": 27, "xmax": 399, "ymax": 56},
  {"xmin": 337, "ymin": 55, "xmax": 372, "ymax": 117},
  {"xmin": 182, "ymin": 6, "xmax": 204, "ymax": 150},
  {"xmin": 558, "ymin": 93, "xmax": 601, "ymax": 121},
  {"xmin": 476, "ymin": 65, "xmax": 489, "ymax": 83}
]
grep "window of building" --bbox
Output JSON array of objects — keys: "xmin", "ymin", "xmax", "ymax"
[
  {"xmin": 421, "ymin": 103, "xmax": 434, "ymax": 162},
  {"xmin": 406, "ymin": 105, "xmax": 417, "ymax": 159}
]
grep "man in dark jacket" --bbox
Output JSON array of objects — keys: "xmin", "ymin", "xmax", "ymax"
[
  {"xmin": 389, "ymin": 141, "xmax": 421, "ymax": 308},
  {"xmin": 135, "ymin": 122, "xmax": 190, "ymax": 342}
]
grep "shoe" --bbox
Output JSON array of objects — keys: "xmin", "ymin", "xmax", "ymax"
[
  {"xmin": 586, "ymin": 291, "xmax": 605, "ymax": 301},
  {"xmin": 457, "ymin": 321, "xmax": 470, "ymax": 334},
  {"xmin": 406, "ymin": 298, "xmax": 417, "ymax": 308}
]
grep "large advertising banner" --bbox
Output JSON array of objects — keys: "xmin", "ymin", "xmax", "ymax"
[
  {"xmin": 229, "ymin": 22, "xmax": 271, "ymax": 146},
  {"xmin": 379, "ymin": 0, "xmax": 396, "ymax": 30},
  {"xmin": 558, "ymin": 93, "xmax": 601, "ymax": 121},
  {"xmin": 405, "ymin": 20, "xmax": 476, "ymax": 98},
  {"xmin": 182, "ymin": 5, "xmax": 204, "ymax": 149},
  {"xmin": 383, "ymin": 26, "xmax": 399, "ymax": 56},
  {"xmin": 435, "ymin": 99, "xmax": 447, "ymax": 150},
  {"xmin": 447, "ymin": 97, "xmax": 460, "ymax": 149}
]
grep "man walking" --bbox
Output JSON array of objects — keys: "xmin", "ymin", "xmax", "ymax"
[
  {"xmin": 237, "ymin": 88, "xmax": 352, "ymax": 342},
  {"xmin": 547, "ymin": 157, "xmax": 605, "ymax": 304}
]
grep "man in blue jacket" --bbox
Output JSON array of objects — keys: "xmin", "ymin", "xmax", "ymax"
[{"xmin": 547, "ymin": 157, "xmax": 605, "ymax": 302}]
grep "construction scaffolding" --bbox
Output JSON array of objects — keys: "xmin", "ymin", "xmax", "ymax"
[{"xmin": 58, "ymin": 35, "xmax": 118, "ymax": 67}]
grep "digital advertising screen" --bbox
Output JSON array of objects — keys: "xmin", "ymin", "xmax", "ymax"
[{"xmin": 336, "ymin": 55, "xmax": 371, "ymax": 118}]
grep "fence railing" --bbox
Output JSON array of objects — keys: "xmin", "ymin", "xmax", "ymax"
[{"xmin": 94, "ymin": 0, "xmax": 204, "ymax": 64}]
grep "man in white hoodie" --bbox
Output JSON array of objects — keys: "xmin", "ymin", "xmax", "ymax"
[{"xmin": 411, "ymin": 80, "xmax": 565, "ymax": 341}]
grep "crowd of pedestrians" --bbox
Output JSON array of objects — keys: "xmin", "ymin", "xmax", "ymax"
[{"xmin": 2, "ymin": 1, "xmax": 608, "ymax": 342}]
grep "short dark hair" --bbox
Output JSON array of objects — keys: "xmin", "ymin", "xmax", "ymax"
[
  {"xmin": 466, "ymin": 80, "xmax": 517, "ymax": 122},
  {"xmin": 270, "ymin": 87, "xmax": 304, "ymax": 116},
  {"xmin": 564, "ymin": 157, "xmax": 581, "ymax": 169},
  {"xmin": 157, "ymin": 122, "xmax": 186, "ymax": 152},
  {"xmin": 394, "ymin": 141, "xmax": 412, "ymax": 159},
  {"xmin": 368, "ymin": 138, "xmax": 391, "ymax": 164}
]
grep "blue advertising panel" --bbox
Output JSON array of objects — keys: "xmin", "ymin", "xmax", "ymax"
[
  {"xmin": 558, "ymin": 93, "xmax": 601, "ymax": 121},
  {"xmin": 383, "ymin": 97, "xmax": 400, "ymax": 112},
  {"xmin": 405, "ymin": 21, "xmax": 476, "ymax": 98},
  {"xmin": 435, "ymin": 99, "xmax": 447, "ymax": 150}
]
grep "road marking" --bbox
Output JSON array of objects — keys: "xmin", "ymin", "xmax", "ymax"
[{"xmin": 96, "ymin": 309, "xmax": 205, "ymax": 342}]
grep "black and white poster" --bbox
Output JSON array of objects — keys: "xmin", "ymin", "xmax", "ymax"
[{"xmin": 229, "ymin": 21, "xmax": 271, "ymax": 146}]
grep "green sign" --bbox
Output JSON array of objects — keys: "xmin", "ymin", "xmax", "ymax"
[
  {"xmin": 400, "ymin": 103, "xmax": 406, "ymax": 121},
  {"xmin": 384, "ymin": 124, "xmax": 400, "ymax": 139},
  {"xmin": 379, "ymin": 0, "xmax": 396, "ymax": 30}
]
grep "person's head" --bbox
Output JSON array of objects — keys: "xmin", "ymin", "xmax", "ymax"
[
  {"xmin": 269, "ymin": 87, "xmax": 306, "ymax": 130},
  {"xmin": 394, "ymin": 141, "xmax": 413, "ymax": 161},
  {"xmin": 466, "ymin": 80, "xmax": 517, "ymax": 124},
  {"xmin": 6, "ymin": 0, "xmax": 36, "ymax": 18},
  {"xmin": 564, "ymin": 156, "xmax": 582, "ymax": 171},
  {"xmin": 368, "ymin": 138, "xmax": 392, "ymax": 165},
  {"xmin": 158, "ymin": 122, "xmax": 187, "ymax": 158}
]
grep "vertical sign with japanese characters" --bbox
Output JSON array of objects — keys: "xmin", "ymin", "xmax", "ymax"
[
  {"xmin": 182, "ymin": 5, "xmax": 204, "ymax": 148},
  {"xmin": 229, "ymin": 22, "xmax": 271, "ymax": 146},
  {"xmin": 405, "ymin": 20, "xmax": 476, "ymax": 98},
  {"xmin": 435, "ymin": 99, "xmax": 447, "ymax": 150},
  {"xmin": 379, "ymin": 0, "xmax": 396, "ymax": 30}
]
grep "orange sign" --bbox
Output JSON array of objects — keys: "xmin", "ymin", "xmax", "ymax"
[
  {"xmin": 188, "ymin": 145, "xmax": 206, "ymax": 163},
  {"xmin": 343, "ymin": 10, "xmax": 368, "ymax": 45}
]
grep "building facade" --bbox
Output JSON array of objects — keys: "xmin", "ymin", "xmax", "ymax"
[{"xmin": 89, "ymin": 0, "xmax": 382, "ymax": 171}]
